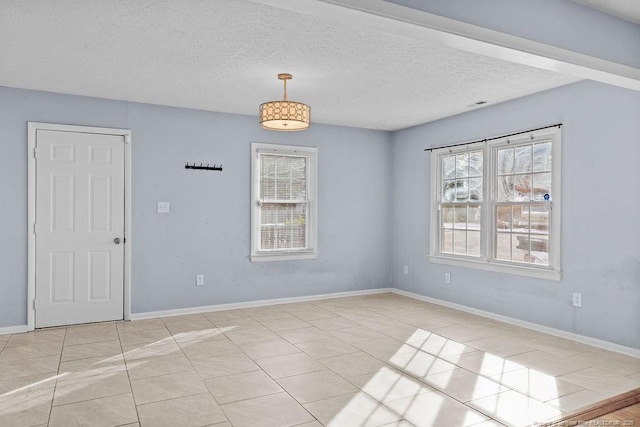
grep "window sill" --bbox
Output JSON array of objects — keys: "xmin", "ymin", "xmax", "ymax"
[
  {"xmin": 251, "ymin": 251, "xmax": 318, "ymax": 263},
  {"xmin": 429, "ymin": 255, "xmax": 561, "ymax": 281}
]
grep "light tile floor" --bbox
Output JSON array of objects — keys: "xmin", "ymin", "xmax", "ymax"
[{"xmin": 0, "ymin": 293, "xmax": 639, "ymax": 426}]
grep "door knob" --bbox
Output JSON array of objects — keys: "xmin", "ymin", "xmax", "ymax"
[{"xmin": 114, "ymin": 238, "xmax": 121, "ymax": 244}]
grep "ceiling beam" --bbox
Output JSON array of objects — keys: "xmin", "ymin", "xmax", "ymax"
[{"xmin": 253, "ymin": 0, "xmax": 640, "ymax": 91}]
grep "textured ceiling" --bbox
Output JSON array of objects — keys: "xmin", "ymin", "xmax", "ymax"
[
  {"xmin": 0, "ymin": 0, "xmax": 580, "ymax": 131},
  {"xmin": 571, "ymin": 0, "xmax": 640, "ymax": 24}
]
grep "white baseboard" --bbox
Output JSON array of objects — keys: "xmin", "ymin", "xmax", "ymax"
[
  {"xmin": 390, "ymin": 288, "xmax": 640, "ymax": 358},
  {"xmin": 9, "ymin": 285, "xmax": 634, "ymax": 358},
  {"xmin": 0, "ymin": 325, "xmax": 29, "ymax": 336},
  {"xmin": 130, "ymin": 288, "xmax": 395, "ymax": 321}
]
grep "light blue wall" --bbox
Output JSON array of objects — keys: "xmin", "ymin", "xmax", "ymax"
[
  {"xmin": 384, "ymin": 0, "xmax": 640, "ymax": 68},
  {"xmin": 1, "ymin": 82, "xmax": 639, "ymax": 349},
  {"xmin": 127, "ymin": 102, "xmax": 393, "ymax": 312},
  {"xmin": 0, "ymin": 86, "xmax": 393, "ymax": 327},
  {"xmin": 391, "ymin": 80, "xmax": 640, "ymax": 349}
]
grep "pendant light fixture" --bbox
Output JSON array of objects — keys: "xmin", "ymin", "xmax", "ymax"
[{"xmin": 259, "ymin": 73, "xmax": 310, "ymax": 131}]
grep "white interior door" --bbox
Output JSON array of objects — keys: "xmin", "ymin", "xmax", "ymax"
[{"xmin": 35, "ymin": 129, "xmax": 125, "ymax": 328}]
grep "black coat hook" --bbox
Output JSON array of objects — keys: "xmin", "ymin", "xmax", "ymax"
[{"xmin": 185, "ymin": 162, "xmax": 223, "ymax": 171}]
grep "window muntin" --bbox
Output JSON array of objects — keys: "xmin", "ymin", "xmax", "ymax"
[
  {"xmin": 430, "ymin": 128, "xmax": 560, "ymax": 279},
  {"xmin": 251, "ymin": 143, "xmax": 317, "ymax": 262},
  {"xmin": 258, "ymin": 154, "xmax": 308, "ymax": 251},
  {"xmin": 439, "ymin": 150, "xmax": 483, "ymax": 257},
  {"xmin": 494, "ymin": 141, "xmax": 552, "ymax": 266},
  {"xmin": 496, "ymin": 142, "xmax": 552, "ymax": 202}
]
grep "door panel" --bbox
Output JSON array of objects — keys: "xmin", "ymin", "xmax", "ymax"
[
  {"xmin": 35, "ymin": 129, "xmax": 125, "ymax": 328},
  {"xmin": 51, "ymin": 252, "xmax": 74, "ymax": 303},
  {"xmin": 88, "ymin": 251, "xmax": 111, "ymax": 300},
  {"xmin": 89, "ymin": 175, "xmax": 112, "ymax": 232},
  {"xmin": 52, "ymin": 174, "xmax": 75, "ymax": 232}
]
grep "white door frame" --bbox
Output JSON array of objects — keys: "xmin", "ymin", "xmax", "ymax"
[{"xmin": 27, "ymin": 122, "xmax": 132, "ymax": 330}]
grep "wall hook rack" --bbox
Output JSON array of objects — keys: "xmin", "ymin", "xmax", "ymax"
[{"xmin": 185, "ymin": 163, "xmax": 223, "ymax": 171}]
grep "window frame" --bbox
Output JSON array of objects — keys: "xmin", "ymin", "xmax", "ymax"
[
  {"xmin": 250, "ymin": 142, "xmax": 318, "ymax": 262},
  {"xmin": 429, "ymin": 127, "xmax": 561, "ymax": 281}
]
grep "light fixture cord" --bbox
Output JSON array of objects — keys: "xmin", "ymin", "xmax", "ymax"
[{"xmin": 283, "ymin": 78, "xmax": 288, "ymax": 101}]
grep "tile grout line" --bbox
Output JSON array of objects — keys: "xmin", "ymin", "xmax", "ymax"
[
  {"xmin": 367, "ymin": 300, "xmax": 604, "ymax": 421},
  {"xmin": 219, "ymin": 305, "xmax": 374, "ymax": 424},
  {"xmin": 48, "ymin": 317, "xmax": 577, "ymax": 426},
  {"xmin": 260, "ymin": 301, "xmax": 415, "ymax": 424},
  {"xmin": 141, "ymin": 315, "xmax": 281, "ymax": 425},
  {"xmin": 303, "ymin": 300, "xmax": 568, "ymax": 423},
  {"xmin": 152, "ymin": 316, "xmax": 229, "ymax": 414},
  {"xmin": 6, "ymin": 294, "xmax": 636, "ymax": 426},
  {"xmin": 332, "ymin": 315, "xmax": 511, "ymax": 424},
  {"xmin": 214, "ymin": 314, "xmax": 323, "ymax": 425},
  {"xmin": 117, "ymin": 322, "xmax": 144, "ymax": 426},
  {"xmin": 44, "ymin": 326, "xmax": 137, "ymax": 421},
  {"xmin": 46, "ymin": 326, "xmax": 68, "ymax": 426}
]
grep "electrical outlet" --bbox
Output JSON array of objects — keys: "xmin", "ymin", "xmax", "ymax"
[
  {"xmin": 196, "ymin": 274, "xmax": 205, "ymax": 286},
  {"xmin": 572, "ymin": 292, "xmax": 582, "ymax": 307},
  {"xmin": 445, "ymin": 273, "xmax": 451, "ymax": 284},
  {"xmin": 157, "ymin": 201, "xmax": 170, "ymax": 213},
  {"xmin": 403, "ymin": 266, "xmax": 409, "ymax": 275}
]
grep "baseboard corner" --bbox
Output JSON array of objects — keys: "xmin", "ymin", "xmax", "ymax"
[
  {"xmin": 0, "ymin": 324, "xmax": 29, "ymax": 336},
  {"xmin": 390, "ymin": 288, "xmax": 640, "ymax": 358}
]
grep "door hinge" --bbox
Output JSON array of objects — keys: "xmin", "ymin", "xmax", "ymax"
[
  {"xmin": 33, "ymin": 147, "xmax": 38, "ymax": 158},
  {"xmin": 33, "ymin": 223, "xmax": 37, "ymax": 234},
  {"xmin": 32, "ymin": 299, "xmax": 37, "ymax": 310}
]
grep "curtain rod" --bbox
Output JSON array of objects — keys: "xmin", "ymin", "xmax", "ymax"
[{"xmin": 423, "ymin": 123, "xmax": 562, "ymax": 152}]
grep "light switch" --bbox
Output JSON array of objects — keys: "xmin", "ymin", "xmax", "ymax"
[{"xmin": 157, "ymin": 202, "xmax": 170, "ymax": 213}]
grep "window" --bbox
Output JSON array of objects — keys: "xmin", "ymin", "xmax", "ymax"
[
  {"xmin": 430, "ymin": 127, "xmax": 561, "ymax": 280},
  {"xmin": 251, "ymin": 143, "xmax": 317, "ymax": 262}
]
